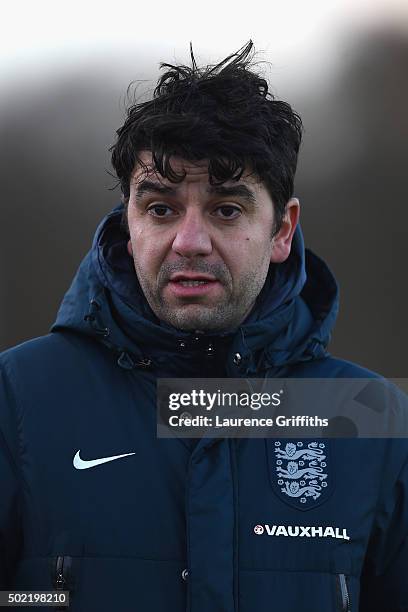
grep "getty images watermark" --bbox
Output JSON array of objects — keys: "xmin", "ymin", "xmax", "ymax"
[
  {"xmin": 157, "ymin": 378, "xmax": 408, "ymax": 438},
  {"xmin": 166, "ymin": 388, "xmax": 328, "ymax": 429}
]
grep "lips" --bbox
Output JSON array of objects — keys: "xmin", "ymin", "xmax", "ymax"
[
  {"xmin": 169, "ymin": 273, "xmax": 217, "ymax": 282},
  {"xmin": 166, "ymin": 273, "xmax": 222, "ymax": 297},
  {"xmin": 174, "ymin": 280, "xmax": 211, "ymax": 287}
]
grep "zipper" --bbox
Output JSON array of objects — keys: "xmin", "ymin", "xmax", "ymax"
[
  {"xmin": 337, "ymin": 573, "xmax": 351, "ymax": 612},
  {"xmin": 53, "ymin": 556, "xmax": 72, "ymax": 610},
  {"xmin": 54, "ymin": 556, "xmax": 65, "ymax": 591},
  {"xmin": 229, "ymin": 438, "xmax": 240, "ymax": 612}
]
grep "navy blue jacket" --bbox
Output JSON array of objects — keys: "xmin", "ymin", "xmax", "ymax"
[{"xmin": 0, "ymin": 207, "xmax": 407, "ymax": 611}]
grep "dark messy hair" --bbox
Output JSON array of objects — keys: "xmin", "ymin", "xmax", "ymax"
[{"xmin": 110, "ymin": 41, "xmax": 303, "ymax": 235}]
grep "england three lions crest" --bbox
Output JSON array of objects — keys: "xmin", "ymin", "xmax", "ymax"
[{"xmin": 269, "ymin": 440, "xmax": 334, "ymax": 510}]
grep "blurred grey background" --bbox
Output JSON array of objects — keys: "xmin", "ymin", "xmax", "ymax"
[{"xmin": 1, "ymin": 5, "xmax": 407, "ymax": 376}]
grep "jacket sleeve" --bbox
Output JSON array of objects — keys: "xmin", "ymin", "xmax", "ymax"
[
  {"xmin": 360, "ymin": 454, "xmax": 408, "ymax": 612},
  {"xmin": 0, "ymin": 362, "xmax": 23, "ymax": 588}
]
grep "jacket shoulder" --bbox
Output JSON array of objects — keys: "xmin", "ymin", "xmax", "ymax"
[
  {"xmin": 0, "ymin": 332, "xmax": 103, "ymax": 374},
  {"xmin": 0, "ymin": 333, "xmax": 111, "ymax": 419},
  {"xmin": 1, "ymin": 332, "xmax": 75, "ymax": 363},
  {"xmin": 294, "ymin": 355, "xmax": 383, "ymax": 379}
]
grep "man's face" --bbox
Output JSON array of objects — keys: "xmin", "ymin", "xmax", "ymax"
[{"xmin": 127, "ymin": 151, "xmax": 298, "ymax": 332}]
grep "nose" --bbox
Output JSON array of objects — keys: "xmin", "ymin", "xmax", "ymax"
[{"xmin": 172, "ymin": 209, "xmax": 212, "ymax": 258}]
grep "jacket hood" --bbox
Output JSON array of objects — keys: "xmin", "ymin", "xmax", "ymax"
[{"xmin": 52, "ymin": 205, "xmax": 339, "ymax": 375}]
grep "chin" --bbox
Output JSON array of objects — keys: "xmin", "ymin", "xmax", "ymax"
[{"xmin": 170, "ymin": 314, "xmax": 236, "ymax": 333}]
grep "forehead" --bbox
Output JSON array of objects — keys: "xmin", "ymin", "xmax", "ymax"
[{"xmin": 131, "ymin": 150, "xmax": 261, "ymax": 189}]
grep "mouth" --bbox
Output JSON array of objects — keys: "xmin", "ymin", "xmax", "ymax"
[
  {"xmin": 169, "ymin": 274, "xmax": 218, "ymax": 283},
  {"xmin": 175, "ymin": 280, "xmax": 212, "ymax": 287},
  {"xmin": 167, "ymin": 275, "xmax": 222, "ymax": 297}
]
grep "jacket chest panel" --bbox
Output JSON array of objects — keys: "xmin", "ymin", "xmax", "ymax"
[
  {"xmin": 19, "ymin": 375, "xmax": 190, "ymax": 560},
  {"xmin": 237, "ymin": 439, "xmax": 384, "ymax": 576}
]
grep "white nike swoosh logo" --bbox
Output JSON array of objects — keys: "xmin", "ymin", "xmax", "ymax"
[{"xmin": 73, "ymin": 450, "xmax": 136, "ymax": 470}]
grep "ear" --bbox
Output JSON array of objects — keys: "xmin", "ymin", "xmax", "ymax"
[
  {"xmin": 127, "ymin": 239, "xmax": 133, "ymax": 257},
  {"xmin": 270, "ymin": 198, "xmax": 300, "ymax": 263}
]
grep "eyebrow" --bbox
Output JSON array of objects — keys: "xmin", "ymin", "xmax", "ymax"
[
  {"xmin": 135, "ymin": 180, "xmax": 177, "ymax": 199},
  {"xmin": 208, "ymin": 184, "xmax": 258, "ymax": 206},
  {"xmin": 135, "ymin": 179, "xmax": 258, "ymax": 207}
]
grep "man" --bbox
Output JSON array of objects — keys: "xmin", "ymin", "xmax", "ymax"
[{"xmin": 0, "ymin": 41, "xmax": 407, "ymax": 611}]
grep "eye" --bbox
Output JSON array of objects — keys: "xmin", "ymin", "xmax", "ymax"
[
  {"xmin": 147, "ymin": 204, "xmax": 175, "ymax": 217},
  {"xmin": 214, "ymin": 205, "xmax": 242, "ymax": 219}
]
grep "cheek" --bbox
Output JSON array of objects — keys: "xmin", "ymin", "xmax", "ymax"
[
  {"xmin": 238, "ymin": 236, "xmax": 274, "ymax": 277},
  {"xmin": 238, "ymin": 233, "xmax": 273, "ymax": 260},
  {"xmin": 135, "ymin": 244, "xmax": 157, "ymax": 269},
  {"xmin": 129, "ymin": 222, "xmax": 145, "ymax": 242},
  {"xmin": 221, "ymin": 241, "xmax": 259, "ymax": 276},
  {"xmin": 129, "ymin": 222, "xmax": 151, "ymax": 257},
  {"xmin": 131, "ymin": 233, "xmax": 166, "ymax": 278}
]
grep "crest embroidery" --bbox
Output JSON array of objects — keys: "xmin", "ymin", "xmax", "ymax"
[{"xmin": 273, "ymin": 441, "xmax": 329, "ymax": 508}]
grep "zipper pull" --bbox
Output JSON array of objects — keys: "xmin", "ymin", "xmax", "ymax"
[
  {"xmin": 53, "ymin": 556, "xmax": 72, "ymax": 610},
  {"xmin": 54, "ymin": 556, "xmax": 65, "ymax": 590}
]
